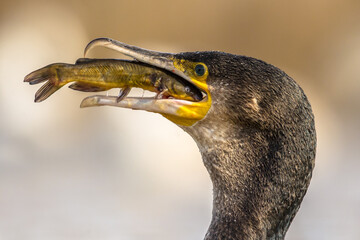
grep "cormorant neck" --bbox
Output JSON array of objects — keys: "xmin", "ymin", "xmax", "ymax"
[{"xmin": 182, "ymin": 120, "xmax": 314, "ymax": 240}]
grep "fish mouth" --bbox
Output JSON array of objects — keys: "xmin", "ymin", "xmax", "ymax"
[{"xmin": 79, "ymin": 38, "xmax": 212, "ymax": 126}]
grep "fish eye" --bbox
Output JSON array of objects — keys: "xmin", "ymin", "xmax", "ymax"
[{"xmin": 195, "ymin": 64, "xmax": 205, "ymax": 76}]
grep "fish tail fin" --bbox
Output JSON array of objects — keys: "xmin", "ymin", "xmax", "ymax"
[
  {"xmin": 34, "ymin": 81, "xmax": 61, "ymax": 102},
  {"xmin": 24, "ymin": 63, "xmax": 67, "ymax": 102}
]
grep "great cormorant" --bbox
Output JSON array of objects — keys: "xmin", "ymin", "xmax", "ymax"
[{"xmin": 25, "ymin": 38, "xmax": 316, "ymax": 240}]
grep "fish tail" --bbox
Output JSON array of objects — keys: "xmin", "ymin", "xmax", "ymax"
[{"xmin": 24, "ymin": 63, "xmax": 68, "ymax": 102}]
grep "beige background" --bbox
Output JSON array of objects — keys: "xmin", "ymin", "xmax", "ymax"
[{"xmin": 1, "ymin": 0, "xmax": 359, "ymax": 239}]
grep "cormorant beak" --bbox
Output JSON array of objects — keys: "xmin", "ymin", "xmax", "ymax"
[{"xmin": 80, "ymin": 38, "xmax": 211, "ymax": 126}]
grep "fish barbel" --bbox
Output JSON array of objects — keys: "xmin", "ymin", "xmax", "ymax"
[{"xmin": 24, "ymin": 58, "xmax": 203, "ymax": 103}]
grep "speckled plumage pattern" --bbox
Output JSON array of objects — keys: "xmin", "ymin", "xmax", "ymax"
[{"xmin": 177, "ymin": 52, "xmax": 316, "ymax": 240}]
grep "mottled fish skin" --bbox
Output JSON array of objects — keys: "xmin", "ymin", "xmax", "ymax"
[{"xmin": 24, "ymin": 58, "xmax": 203, "ymax": 103}]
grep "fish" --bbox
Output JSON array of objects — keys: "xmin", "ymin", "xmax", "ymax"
[{"xmin": 24, "ymin": 58, "xmax": 203, "ymax": 103}]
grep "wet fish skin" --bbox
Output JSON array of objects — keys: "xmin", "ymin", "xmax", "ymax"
[{"xmin": 24, "ymin": 59, "xmax": 203, "ymax": 103}]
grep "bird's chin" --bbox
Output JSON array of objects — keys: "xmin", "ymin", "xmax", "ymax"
[{"xmin": 80, "ymin": 94, "xmax": 211, "ymax": 126}]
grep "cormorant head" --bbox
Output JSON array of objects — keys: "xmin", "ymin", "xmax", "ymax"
[{"xmin": 79, "ymin": 38, "xmax": 316, "ymax": 239}]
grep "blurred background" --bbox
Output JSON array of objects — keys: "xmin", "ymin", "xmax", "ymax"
[{"xmin": 0, "ymin": 0, "xmax": 359, "ymax": 239}]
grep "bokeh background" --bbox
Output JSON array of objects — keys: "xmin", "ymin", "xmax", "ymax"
[{"xmin": 1, "ymin": 0, "xmax": 359, "ymax": 239}]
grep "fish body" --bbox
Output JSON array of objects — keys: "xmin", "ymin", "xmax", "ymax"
[{"xmin": 24, "ymin": 58, "xmax": 202, "ymax": 102}]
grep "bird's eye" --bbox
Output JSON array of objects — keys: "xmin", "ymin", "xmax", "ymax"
[{"xmin": 195, "ymin": 64, "xmax": 205, "ymax": 76}]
